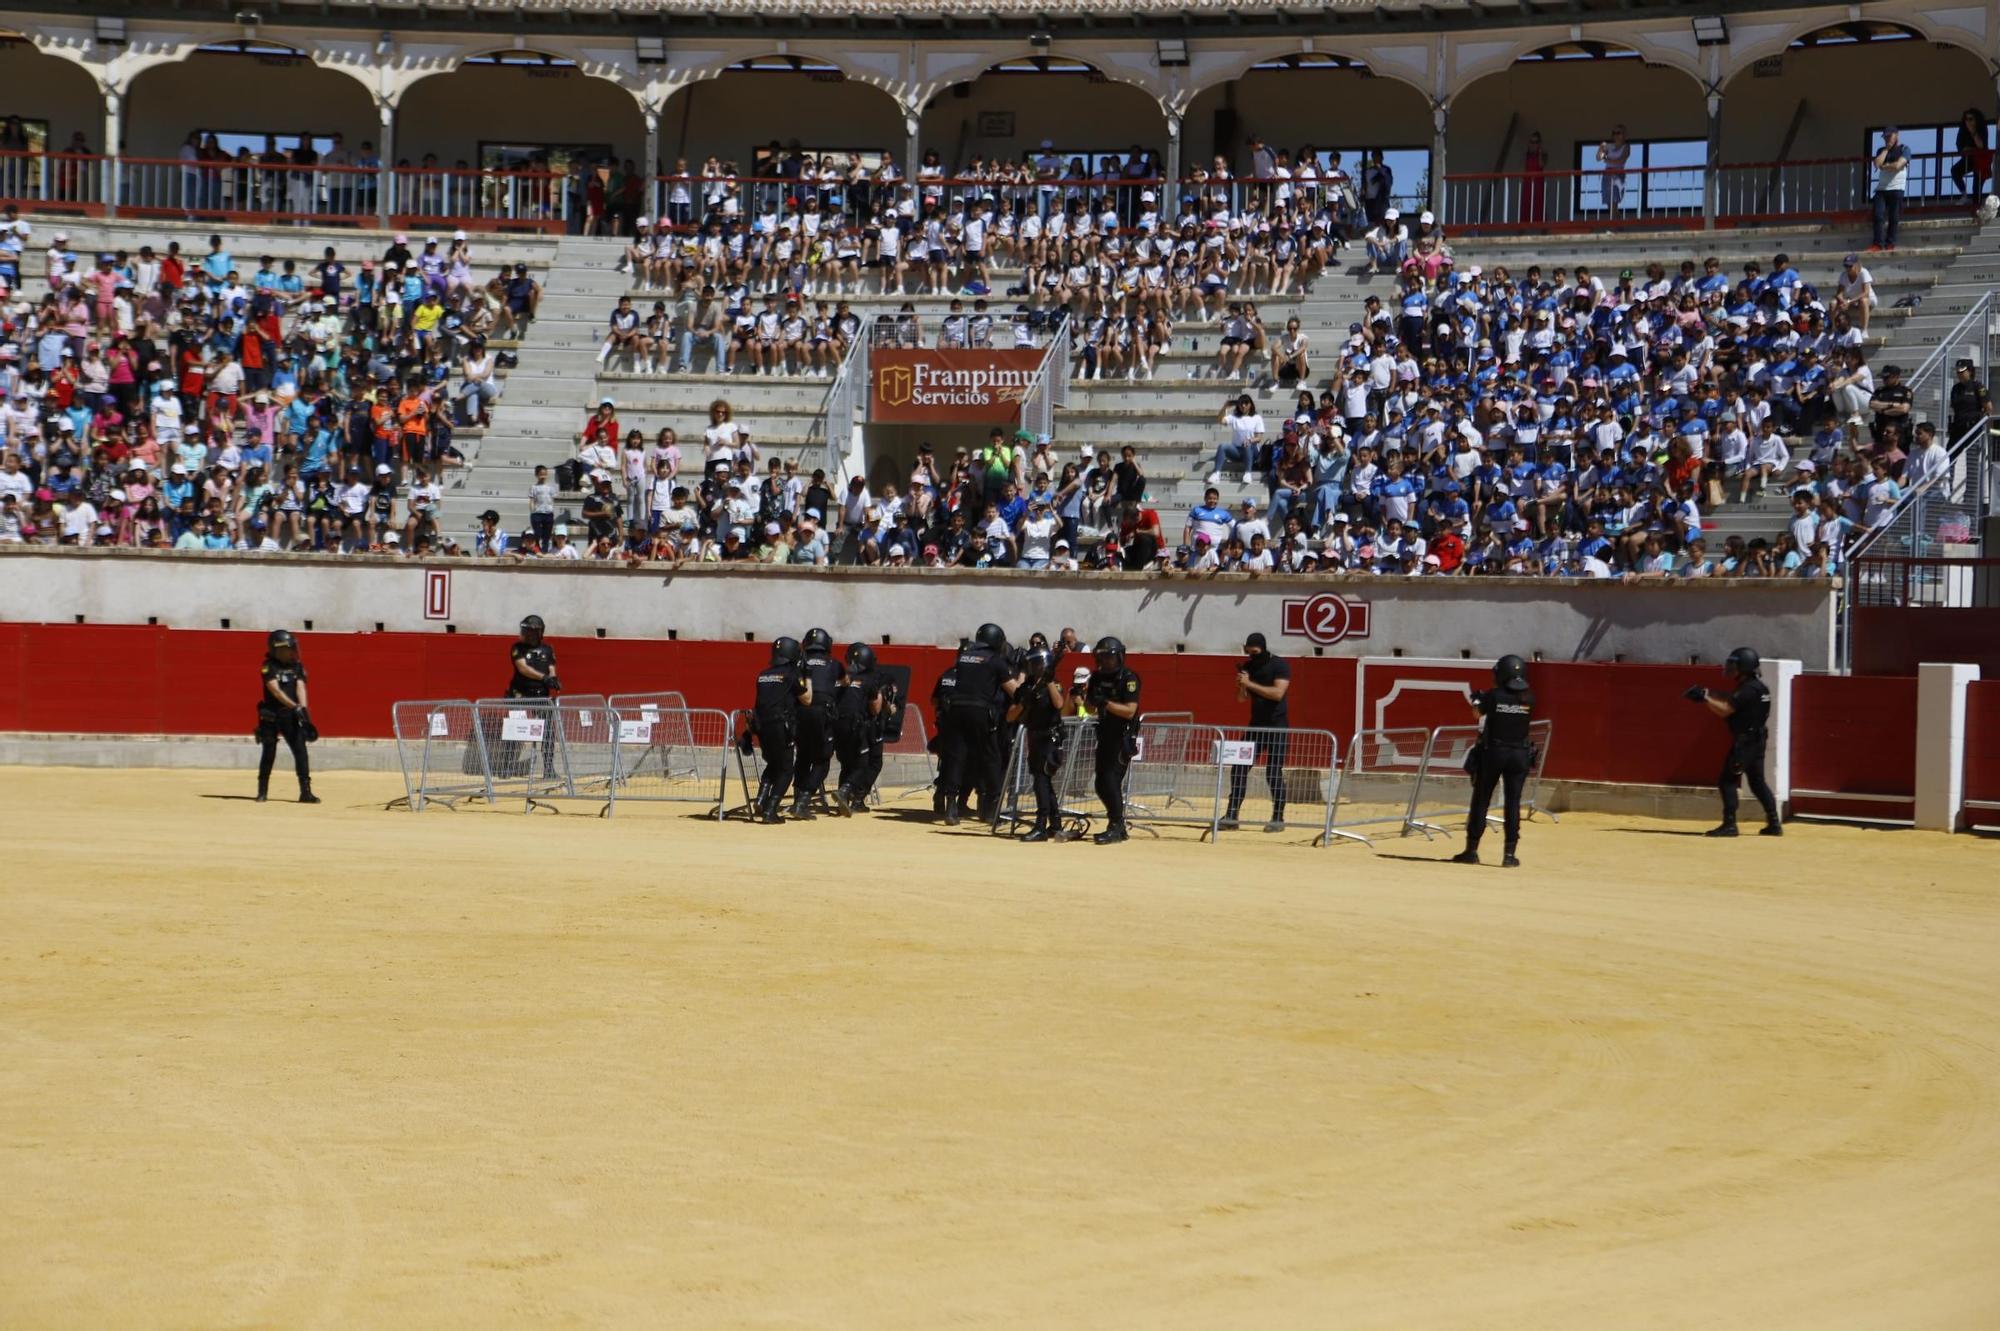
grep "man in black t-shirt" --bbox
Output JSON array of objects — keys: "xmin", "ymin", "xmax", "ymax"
[
  {"xmin": 1686, "ymin": 646, "xmax": 1782, "ymax": 837},
  {"xmin": 1454, "ymin": 655, "xmax": 1536, "ymax": 867},
  {"xmin": 1225, "ymin": 632, "xmax": 1292, "ymax": 832}
]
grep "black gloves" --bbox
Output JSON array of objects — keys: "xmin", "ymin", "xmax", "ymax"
[
  {"xmin": 1683, "ymin": 686, "xmax": 1708, "ymax": 704},
  {"xmin": 295, "ymin": 707, "xmax": 319, "ymax": 742}
]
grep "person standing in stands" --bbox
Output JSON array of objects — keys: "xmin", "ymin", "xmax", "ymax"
[
  {"xmin": 1686, "ymin": 646, "xmax": 1783, "ymax": 838},
  {"xmin": 254, "ymin": 629, "xmax": 317, "ymax": 804},
  {"xmin": 1223, "ymin": 632, "xmax": 1291, "ymax": 832},
  {"xmin": 1869, "ymin": 127, "xmax": 1911, "ymax": 253},
  {"xmin": 1453, "ymin": 655, "xmax": 1536, "ymax": 867}
]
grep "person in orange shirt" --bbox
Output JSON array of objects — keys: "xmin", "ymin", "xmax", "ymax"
[
  {"xmin": 368, "ymin": 389, "xmax": 398, "ymax": 475},
  {"xmin": 396, "ymin": 381, "xmax": 432, "ymax": 476}
]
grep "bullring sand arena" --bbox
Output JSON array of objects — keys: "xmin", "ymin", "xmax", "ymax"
[{"xmin": 4, "ymin": 766, "xmax": 1997, "ymax": 1329}]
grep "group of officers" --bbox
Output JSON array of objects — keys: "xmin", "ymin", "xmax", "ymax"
[
  {"xmin": 256, "ymin": 612, "xmax": 1784, "ymax": 858},
  {"xmin": 746, "ymin": 622, "xmax": 1146, "ymax": 843}
]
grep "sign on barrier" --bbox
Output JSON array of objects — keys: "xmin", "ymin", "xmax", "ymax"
[
  {"xmin": 1212, "ymin": 725, "xmax": 1341, "ymax": 844},
  {"xmin": 392, "ymin": 698, "xmax": 487, "ymax": 810},
  {"xmin": 603, "ymin": 702, "xmax": 739, "ymax": 818},
  {"xmin": 1404, "ymin": 720, "xmax": 1556, "ymax": 839}
]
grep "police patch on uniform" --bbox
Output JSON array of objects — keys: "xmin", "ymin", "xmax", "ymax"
[{"xmin": 1124, "ymin": 680, "xmax": 1138, "ymax": 693}]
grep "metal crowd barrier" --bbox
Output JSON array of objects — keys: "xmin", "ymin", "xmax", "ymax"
[
  {"xmin": 468, "ymin": 695, "xmax": 610, "ymax": 808},
  {"xmin": 1404, "ymin": 721, "xmax": 1557, "ymax": 840},
  {"xmin": 1210, "ymin": 725, "xmax": 1342, "ymax": 846},
  {"xmin": 1119, "ymin": 711, "xmax": 1194, "ymax": 812},
  {"xmin": 874, "ymin": 706, "xmax": 937, "ymax": 806},
  {"xmin": 391, "ymin": 698, "xmax": 487, "ymax": 811},
  {"xmin": 602, "ymin": 701, "xmax": 738, "ymax": 819},
  {"xmin": 1322, "ymin": 728, "xmax": 1436, "ymax": 847}
]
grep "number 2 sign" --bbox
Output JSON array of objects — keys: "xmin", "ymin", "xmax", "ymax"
[{"xmin": 1279, "ymin": 594, "xmax": 1372, "ymax": 647}]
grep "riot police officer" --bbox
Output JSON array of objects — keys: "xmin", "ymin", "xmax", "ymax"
[
  {"xmin": 938, "ymin": 622, "xmax": 1015, "ymax": 826},
  {"xmin": 504, "ymin": 613, "xmax": 560, "ymax": 780},
  {"xmin": 929, "ymin": 652, "xmax": 961, "ymax": 815},
  {"xmin": 789, "ymin": 627, "xmax": 845, "ymax": 818},
  {"xmin": 746, "ymin": 637, "xmax": 812, "ymax": 823},
  {"xmin": 255, "ymin": 630, "xmax": 318, "ymax": 804},
  {"xmin": 1687, "ymin": 646, "xmax": 1783, "ymax": 837},
  {"xmin": 1085, "ymin": 636, "xmax": 1142, "ymax": 844},
  {"xmin": 1452, "ymin": 654, "xmax": 1536, "ymax": 867},
  {"xmin": 1006, "ymin": 647, "xmax": 1069, "ymax": 841},
  {"xmin": 1224, "ymin": 632, "xmax": 1292, "ymax": 832},
  {"xmin": 832, "ymin": 642, "xmax": 891, "ymax": 816}
]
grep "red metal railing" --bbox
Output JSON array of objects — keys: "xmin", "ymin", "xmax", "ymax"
[
  {"xmin": 119, "ymin": 155, "xmax": 377, "ymax": 225},
  {"xmin": 643, "ymin": 173, "xmax": 1171, "ymax": 236},
  {"xmin": 0, "ymin": 149, "xmax": 109, "ymax": 215},
  {"xmin": 388, "ymin": 167, "xmax": 569, "ymax": 234}
]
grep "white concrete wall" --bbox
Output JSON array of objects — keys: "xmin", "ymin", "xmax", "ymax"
[
  {"xmin": 122, "ymin": 52, "xmax": 377, "ymax": 159},
  {"xmin": 1183, "ymin": 66, "xmax": 1432, "ymax": 172},
  {"xmin": 3, "ymin": 549, "xmax": 1839, "ymax": 667},
  {"xmin": 662, "ymin": 71, "xmax": 906, "ymax": 171},
  {"xmin": 1718, "ymin": 40, "xmax": 1992, "ymax": 162},
  {"xmin": 395, "ymin": 65, "xmax": 646, "ymax": 167},
  {"xmin": 0, "ymin": 42, "xmax": 107, "ymax": 149},
  {"xmin": 1448, "ymin": 58, "xmax": 1705, "ymax": 177},
  {"xmin": 920, "ymin": 74, "xmax": 1167, "ymax": 170}
]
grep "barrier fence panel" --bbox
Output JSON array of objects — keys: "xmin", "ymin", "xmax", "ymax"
[
  {"xmin": 1210, "ymin": 726, "xmax": 1341, "ymax": 846},
  {"xmin": 993, "ymin": 716, "xmax": 1096, "ymax": 838},
  {"xmin": 1325, "ymin": 728, "xmax": 1435, "ymax": 845},
  {"xmin": 1119, "ymin": 711, "xmax": 1194, "ymax": 812},
  {"xmin": 724, "ymin": 708, "xmax": 765, "ymax": 820},
  {"xmin": 391, "ymin": 699, "xmax": 487, "ymax": 810},
  {"xmin": 472, "ymin": 697, "xmax": 568, "ymax": 801},
  {"xmin": 1405, "ymin": 721, "xmax": 1556, "ymax": 840},
  {"xmin": 605, "ymin": 704, "xmax": 738, "ymax": 819},
  {"xmin": 1120, "ymin": 722, "xmax": 1228, "ymax": 839},
  {"xmin": 876, "ymin": 705, "xmax": 937, "ymax": 804}
]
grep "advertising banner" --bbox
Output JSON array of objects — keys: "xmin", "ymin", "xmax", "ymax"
[{"xmin": 870, "ymin": 349, "xmax": 1043, "ymax": 423}]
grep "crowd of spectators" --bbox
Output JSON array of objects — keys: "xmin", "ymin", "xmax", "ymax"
[{"xmin": 0, "ymin": 209, "xmax": 545, "ymax": 553}]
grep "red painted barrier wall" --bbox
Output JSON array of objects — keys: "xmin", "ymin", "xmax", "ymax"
[
  {"xmin": 1964, "ymin": 680, "xmax": 2000, "ymax": 831},
  {"xmin": 0, "ymin": 622, "xmax": 1878, "ymax": 797},
  {"xmin": 1789, "ymin": 673, "xmax": 1917, "ymax": 817}
]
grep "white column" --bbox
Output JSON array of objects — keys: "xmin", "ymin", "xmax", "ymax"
[
  {"xmin": 103, "ymin": 85, "xmax": 122, "ymax": 217},
  {"xmin": 1763, "ymin": 658, "xmax": 1803, "ymax": 813},
  {"xmin": 1429, "ymin": 99, "xmax": 1447, "ymax": 214},
  {"xmin": 377, "ymin": 100, "xmax": 394, "ymax": 228},
  {"xmin": 903, "ymin": 109, "xmax": 920, "ymax": 186},
  {"xmin": 643, "ymin": 105, "xmax": 660, "ymax": 220},
  {"xmin": 1915, "ymin": 662, "xmax": 1980, "ymax": 831},
  {"xmin": 1163, "ymin": 112, "xmax": 1182, "ymax": 200}
]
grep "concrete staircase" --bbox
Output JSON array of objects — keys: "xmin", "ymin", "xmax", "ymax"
[{"xmin": 438, "ymin": 235, "xmax": 628, "ymax": 539}]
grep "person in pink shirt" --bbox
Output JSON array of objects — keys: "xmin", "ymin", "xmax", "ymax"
[
  {"xmin": 239, "ymin": 388, "xmax": 279, "ymax": 451},
  {"xmin": 89, "ymin": 256, "xmax": 120, "ymax": 332}
]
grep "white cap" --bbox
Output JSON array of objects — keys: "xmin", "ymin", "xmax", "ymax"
[
  {"xmin": 453, "ymin": 229, "xmax": 467, "ymax": 241},
  {"xmin": 383, "ymin": 531, "xmax": 401, "ymax": 544},
  {"xmin": 1072, "ymin": 666, "xmax": 1091, "ymax": 682},
  {"xmin": 1384, "ymin": 208, "xmax": 1399, "ymax": 221},
  {"xmin": 553, "ymin": 523, "xmax": 570, "ymax": 535},
  {"xmin": 375, "ymin": 463, "xmax": 392, "ymax": 474},
  {"xmin": 1420, "ymin": 210, "xmax": 1434, "ymax": 224},
  {"xmin": 887, "ymin": 543, "xmax": 906, "ymax": 557},
  {"xmin": 636, "ymin": 217, "xmax": 650, "ymax": 227}
]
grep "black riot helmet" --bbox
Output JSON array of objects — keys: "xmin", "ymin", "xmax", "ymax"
[
  {"xmin": 1493, "ymin": 654, "xmax": 1530, "ymax": 692},
  {"xmin": 975, "ymin": 622, "xmax": 1007, "ymax": 652},
  {"xmin": 803, "ymin": 627, "xmax": 834, "ymax": 655},
  {"xmin": 1725, "ymin": 646, "xmax": 1761, "ymax": 678},
  {"xmin": 771, "ymin": 636, "xmax": 802, "ymax": 665},
  {"xmin": 845, "ymin": 642, "xmax": 876, "ymax": 673},
  {"xmin": 267, "ymin": 629, "xmax": 298, "ymax": 656},
  {"xmin": 1093, "ymin": 636, "xmax": 1126, "ymax": 672},
  {"xmin": 1021, "ymin": 647, "xmax": 1051, "ymax": 682},
  {"xmin": 519, "ymin": 614, "xmax": 545, "ymax": 645}
]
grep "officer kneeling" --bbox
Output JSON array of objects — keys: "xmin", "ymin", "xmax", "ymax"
[
  {"xmin": 744, "ymin": 637, "xmax": 812, "ymax": 823},
  {"xmin": 1686, "ymin": 646, "xmax": 1783, "ymax": 838},
  {"xmin": 831, "ymin": 642, "xmax": 891, "ymax": 816},
  {"xmin": 1452, "ymin": 654, "xmax": 1535, "ymax": 867},
  {"xmin": 1085, "ymin": 636, "xmax": 1142, "ymax": 844}
]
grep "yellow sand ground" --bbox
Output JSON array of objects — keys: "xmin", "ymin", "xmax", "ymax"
[{"xmin": 2, "ymin": 767, "xmax": 1997, "ymax": 1330}]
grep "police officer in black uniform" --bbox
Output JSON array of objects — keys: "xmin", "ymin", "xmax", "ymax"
[
  {"xmin": 938, "ymin": 623, "xmax": 1014, "ymax": 826},
  {"xmin": 1948, "ymin": 357, "xmax": 1991, "ymax": 448},
  {"xmin": 929, "ymin": 651, "xmax": 961, "ymax": 815},
  {"xmin": 1085, "ymin": 636, "xmax": 1142, "ymax": 844},
  {"xmin": 1006, "ymin": 646, "xmax": 1069, "ymax": 841},
  {"xmin": 1225, "ymin": 632, "xmax": 1292, "ymax": 832},
  {"xmin": 789, "ymin": 627, "xmax": 845, "ymax": 818},
  {"xmin": 1453, "ymin": 654, "xmax": 1536, "ymax": 866},
  {"xmin": 831, "ymin": 642, "xmax": 891, "ymax": 816},
  {"xmin": 1687, "ymin": 646, "xmax": 1783, "ymax": 837},
  {"xmin": 746, "ymin": 636, "xmax": 813, "ymax": 823},
  {"xmin": 504, "ymin": 613, "xmax": 560, "ymax": 779},
  {"xmin": 255, "ymin": 630, "xmax": 318, "ymax": 804}
]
